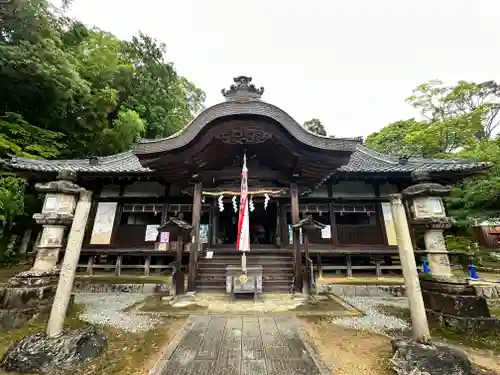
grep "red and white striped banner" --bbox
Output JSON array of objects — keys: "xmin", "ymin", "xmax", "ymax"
[{"xmin": 236, "ymin": 154, "xmax": 250, "ymax": 253}]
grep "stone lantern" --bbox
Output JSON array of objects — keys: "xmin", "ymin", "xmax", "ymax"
[
  {"xmin": 402, "ymin": 171, "xmax": 454, "ymax": 277},
  {"xmin": 402, "ymin": 169, "xmax": 499, "ymax": 332},
  {"xmin": 0, "ymin": 169, "xmax": 81, "ymax": 330}
]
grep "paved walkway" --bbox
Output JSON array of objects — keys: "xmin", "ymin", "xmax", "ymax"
[{"xmin": 153, "ymin": 316, "xmax": 330, "ymax": 375}]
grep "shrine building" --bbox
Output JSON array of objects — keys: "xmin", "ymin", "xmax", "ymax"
[{"xmin": 2, "ymin": 76, "xmax": 490, "ymax": 293}]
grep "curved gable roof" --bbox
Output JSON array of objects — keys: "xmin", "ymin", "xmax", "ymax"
[{"xmin": 133, "ymin": 99, "xmax": 362, "ymax": 155}]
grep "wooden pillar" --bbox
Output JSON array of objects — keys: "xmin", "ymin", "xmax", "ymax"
[
  {"xmin": 208, "ymin": 201, "xmax": 214, "ymax": 248},
  {"xmin": 188, "ymin": 182, "xmax": 202, "ymax": 291},
  {"xmin": 327, "ymin": 182, "xmax": 338, "ymax": 245},
  {"xmin": 328, "ymin": 202, "xmax": 338, "ymax": 246},
  {"xmin": 279, "ymin": 200, "xmax": 287, "ymax": 248},
  {"xmin": 303, "ymin": 229, "xmax": 310, "ymax": 293},
  {"xmin": 175, "ymin": 236, "xmax": 185, "ymax": 295},
  {"xmin": 290, "ymin": 182, "xmax": 302, "ymax": 292}
]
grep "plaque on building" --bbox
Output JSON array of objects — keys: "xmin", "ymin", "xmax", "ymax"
[
  {"xmin": 90, "ymin": 202, "xmax": 117, "ymax": 244},
  {"xmin": 145, "ymin": 224, "xmax": 160, "ymax": 241}
]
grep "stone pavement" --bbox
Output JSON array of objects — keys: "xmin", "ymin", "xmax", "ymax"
[{"xmin": 152, "ymin": 315, "xmax": 330, "ymax": 375}]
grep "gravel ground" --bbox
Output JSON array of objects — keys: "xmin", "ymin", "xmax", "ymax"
[
  {"xmin": 331, "ymin": 297, "xmax": 410, "ymax": 334},
  {"xmin": 74, "ymin": 293, "xmax": 158, "ymax": 333}
]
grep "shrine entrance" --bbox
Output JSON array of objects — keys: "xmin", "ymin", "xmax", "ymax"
[{"xmin": 217, "ymin": 200, "xmax": 278, "ymax": 246}]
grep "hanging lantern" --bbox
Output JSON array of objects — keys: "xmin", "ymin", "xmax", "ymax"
[
  {"xmin": 264, "ymin": 193, "xmax": 270, "ymax": 210},
  {"xmin": 249, "ymin": 195, "xmax": 255, "ymax": 212},
  {"xmin": 232, "ymin": 195, "xmax": 238, "ymax": 212},
  {"xmin": 218, "ymin": 195, "xmax": 224, "ymax": 212}
]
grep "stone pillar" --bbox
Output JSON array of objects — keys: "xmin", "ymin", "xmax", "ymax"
[
  {"xmin": 0, "ymin": 169, "xmax": 81, "ymax": 331},
  {"xmin": 402, "ymin": 169, "xmax": 498, "ymax": 333},
  {"xmin": 423, "ymin": 230, "xmax": 452, "ymax": 276},
  {"xmin": 47, "ymin": 190, "xmax": 92, "ymax": 338},
  {"xmin": 389, "ymin": 194, "xmax": 431, "ymax": 344}
]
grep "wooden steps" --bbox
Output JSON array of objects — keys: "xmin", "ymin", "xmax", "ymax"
[{"xmin": 196, "ymin": 250, "xmax": 294, "ymax": 292}]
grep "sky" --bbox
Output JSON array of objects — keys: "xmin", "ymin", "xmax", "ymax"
[{"xmin": 53, "ymin": 0, "xmax": 500, "ymax": 138}]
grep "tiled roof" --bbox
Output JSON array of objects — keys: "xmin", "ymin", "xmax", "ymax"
[
  {"xmin": 337, "ymin": 145, "xmax": 491, "ymax": 174},
  {"xmin": 1, "ymin": 151, "xmax": 151, "ymax": 173},
  {"xmin": 1, "ymin": 145, "xmax": 490, "ymax": 175}
]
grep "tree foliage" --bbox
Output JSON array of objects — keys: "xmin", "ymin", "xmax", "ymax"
[
  {"xmin": 303, "ymin": 118, "xmax": 327, "ymax": 136},
  {"xmin": 366, "ymin": 79, "xmax": 500, "ymax": 223},
  {"xmin": 0, "ymin": 0, "xmax": 205, "ymax": 158},
  {"xmin": 0, "ymin": 0, "xmax": 206, "ymax": 249}
]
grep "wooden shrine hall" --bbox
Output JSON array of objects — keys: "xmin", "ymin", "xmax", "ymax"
[{"xmin": 2, "ymin": 76, "xmax": 489, "ymax": 292}]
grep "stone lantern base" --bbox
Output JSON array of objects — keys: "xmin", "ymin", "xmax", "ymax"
[
  {"xmin": 419, "ymin": 274, "xmax": 500, "ymax": 333},
  {"xmin": 0, "ymin": 269, "xmax": 59, "ymax": 330}
]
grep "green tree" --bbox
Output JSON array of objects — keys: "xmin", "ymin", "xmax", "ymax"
[
  {"xmin": 121, "ymin": 33, "xmax": 206, "ymax": 138},
  {"xmin": 0, "ymin": 112, "xmax": 63, "ymax": 159},
  {"xmin": 366, "ymin": 80, "xmax": 500, "ymax": 224},
  {"xmin": 446, "ymin": 139, "xmax": 500, "ymax": 223},
  {"xmin": 366, "ymin": 112, "xmax": 483, "ymax": 158},
  {"xmin": 0, "ymin": 0, "xmax": 207, "ymax": 259},
  {"xmin": 303, "ymin": 118, "xmax": 327, "ymax": 136},
  {"xmin": 1, "ymin": 1, "xmax": 206, "ymax": 158},
  {"xmin": 407, "ymin": 80, "xmax": 500, "ymax": 139}
]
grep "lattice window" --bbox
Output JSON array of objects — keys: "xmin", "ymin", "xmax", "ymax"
[{"xmin": 122, "ymin": 204, "xmax": 164, "ymax": 213}]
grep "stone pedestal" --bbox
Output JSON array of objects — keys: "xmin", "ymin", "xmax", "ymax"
[
  {"xmin": 0, "ymin": 169, "xmax": 81, "ymax": 330},
  {"xmin": 225, "ymin": 265, "xmax": 263, "ymax": 295},
  {"xmin": 0, "ymin": 270, "xmax": 59, "ymax": 330},
  {"xmin": 419, "ymin": 274, "xmax": 500, "ymax": 333}
]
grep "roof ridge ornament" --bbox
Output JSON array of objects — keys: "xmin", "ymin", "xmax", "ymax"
[{"xmin": 221, "ymin": 76, "xmax": 264, "ymax": 102}]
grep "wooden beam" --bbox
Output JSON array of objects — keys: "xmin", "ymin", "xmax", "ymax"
[
  {"xmin": 187, "ymin": 182, "xmax": 202, "ymax": 292},
  {"xmin": 197, "ymin": 167, "xmax": 290, "ymax": 182}
]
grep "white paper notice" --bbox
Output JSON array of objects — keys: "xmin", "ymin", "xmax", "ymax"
[
  {"xmin": 145, "ymin": 224, "xmax": 160, "ymax": 241},
  {"xmin": 321, "ymin": 225, "xmax": 331, "ymax": 239},
  {"xmin": 205, "ymin": 251, "xmax": 214, "ymax": 259},
  {"xmin": 90, "ymin": 202, "xmax": 117, "ymax": 244}
]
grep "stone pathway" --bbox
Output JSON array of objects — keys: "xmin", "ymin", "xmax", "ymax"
[{"xmin": 152, "ymin": 315, "xmax": 330, "ymax": 375}]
